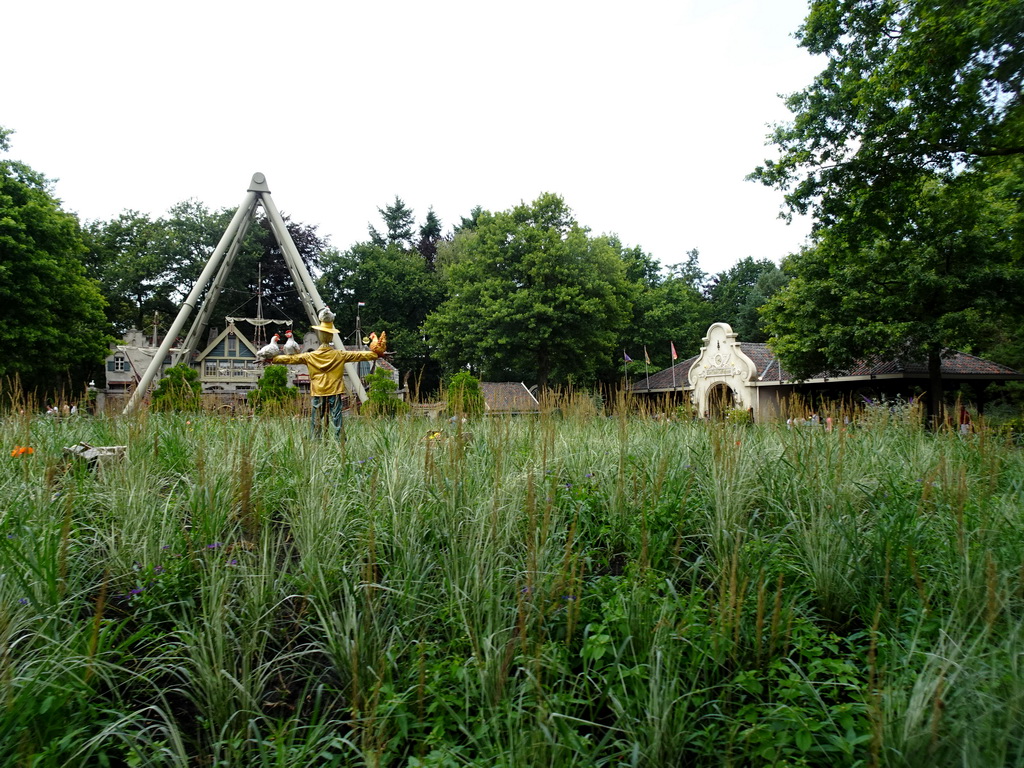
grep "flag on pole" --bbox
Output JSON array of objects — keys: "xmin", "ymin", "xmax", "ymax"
[
  {"xmin": 671, "ymin": 341, "xmax": 678, "ymax": 361},
  {"xmin": 623, "ymin": 351, "xmax": 633, "ymax": 363},
  {"xmin": 644, "ymin": 346, "xmax": 651, "ymax": 365},
  {"xmin": 357, "ymin": 302, "xmax": 366, "ymax": 307}
]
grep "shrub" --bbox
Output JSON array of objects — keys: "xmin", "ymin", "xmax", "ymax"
[
  {"xmin": 248, "ymin": 365, "xmax": 298, "ymax": 413},
  {"xmin": 446, "ymin": 371, "xmax": 484, "ymax": 417},
  {"xmin": 363, "ymin": 368, "xmax": 409, "ymax": 417},
  {"xmin": 150, "ymin": 364, "xmax": 201, "ymax": 412}
]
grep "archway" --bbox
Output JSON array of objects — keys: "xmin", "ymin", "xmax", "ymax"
[{"xmin": 706, "ymin": 382, "xmax": 733, "ymax": 419}]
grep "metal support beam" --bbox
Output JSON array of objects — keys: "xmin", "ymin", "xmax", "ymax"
[
  {"xmin": 175, "ymin": 200, "xmax": 257, "ymax": 364},
  {"xmin": 259, "ymin": 190, "xmax": 325, "ymax": 326}
]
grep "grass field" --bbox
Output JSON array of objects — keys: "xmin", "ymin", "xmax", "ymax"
[{"xmin": 1, "ymin": 401, "xmax": 1022, "ymax": 767}]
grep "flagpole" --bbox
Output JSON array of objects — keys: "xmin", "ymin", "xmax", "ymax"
[
  {"xmin": 671, "ymin": 342, "xmax": 677, "ymax": 390},
  {"xmin": 643, "ymin": 346, "xmax": 650, "ymax": 388}
]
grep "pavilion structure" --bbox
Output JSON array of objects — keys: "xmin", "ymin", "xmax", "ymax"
[{"xmin": 632, "ymin": 322, "xmax": 1023, "ymax": 420}]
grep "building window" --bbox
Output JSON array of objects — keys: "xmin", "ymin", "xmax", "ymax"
[
  {"xmin": 205, "ymin": 361, "xmax": 218, "ymax": 377},
  {"xmin": 227, "ymin": 336, "xmax": 237, "ymax": 357},
  {"xmin": 113, "ymin": 356, "xmax": 126, "ymax": 372}
]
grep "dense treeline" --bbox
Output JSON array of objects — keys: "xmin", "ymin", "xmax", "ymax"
[
  {"xmin": 0, "ymin": 131, "xmax": 789, "ymax": 398},
  {"xmin": 2, "ymin": 0, "xmax": 1022, "ymax": 406}
]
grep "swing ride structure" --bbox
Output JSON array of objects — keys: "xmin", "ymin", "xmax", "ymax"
[{"xmin": 122, "ymin": 173, "xmax": 367, "ymax": 414}]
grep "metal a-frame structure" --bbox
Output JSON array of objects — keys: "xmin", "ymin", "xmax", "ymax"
[{"xmin": 123, "ymin": 172, "xmax": 367, "ymax": 414}]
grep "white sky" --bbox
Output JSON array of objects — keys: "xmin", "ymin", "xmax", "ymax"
[{"xmin": 5, "ymin": 0, "xmax": 821, "ymax": 276}]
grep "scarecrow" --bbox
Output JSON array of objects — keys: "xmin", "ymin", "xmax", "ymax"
[{"xmin": 266, "ymin": 307, "xmax": 387, "ymax": 440}]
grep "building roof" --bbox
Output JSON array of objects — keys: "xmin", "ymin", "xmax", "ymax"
[
  {"xmin": 631, "ymin": 342, "xmax": 1022, "ymax": 392},
  {"xmin": 480, "ymin": 382, "xmax": 540, "ymax": 413},
  {"xmin": 631, "ymin": 357, "xmax": 697, "ymax": 392},
  {"xmin": 195, "ymin": 321, "xmax": 259, "ymax": 361}
]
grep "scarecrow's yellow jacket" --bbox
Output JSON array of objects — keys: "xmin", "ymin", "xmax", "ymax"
[{"xmin": 272, "ymin": 346, "xmax": 378, "ymax": 397}]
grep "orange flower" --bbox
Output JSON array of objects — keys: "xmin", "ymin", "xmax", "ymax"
[{"xmin": 10, "ymin": 446, "xmax": 34, "ymax": 457}]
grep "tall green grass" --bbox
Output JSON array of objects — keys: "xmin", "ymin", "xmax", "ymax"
[{"xmin": 0, "ymin": 405, "xmax": 1022, "ymax": 766}]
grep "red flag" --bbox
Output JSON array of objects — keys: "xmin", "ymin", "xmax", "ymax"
[{"xmin": 671, "ymin": 342, "xmax": 678, "ymax": 361}]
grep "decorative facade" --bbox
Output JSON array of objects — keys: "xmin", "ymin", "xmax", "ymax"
[{"xmin": 632, "ymin": 322, "xmax": 1024, "ymax": 420}]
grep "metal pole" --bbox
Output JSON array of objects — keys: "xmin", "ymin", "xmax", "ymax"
[
  {"xmin": 175, "ymin": 201, "xmax": 257, "ymax": 363},
  {"xmin": 259, "ymin": 190, "xmax": 325, "ymax": 326},
  {"xmin": 122, "ymin": 190, "xmax": 258, "ymax": 414}
]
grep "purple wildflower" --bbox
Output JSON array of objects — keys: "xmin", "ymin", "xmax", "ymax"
[{"xmin": 207, "ymin": 542, "xmax": 223, "ymax": 549}]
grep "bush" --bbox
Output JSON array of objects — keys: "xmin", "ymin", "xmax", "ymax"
[
  {"xmin": 446, "ymin": 371, "xmax": 485, "ymax": 417},
  {"xmin": 248, "ymin": 365, "xmax": 298, "ymax": 413},
  {"xmin": 363, "ymin": 368, "xmax": 409, "ymax": 417},
  {"xmin": 151, "ymin": 364, "xmax": 201, "ymax": 412}
]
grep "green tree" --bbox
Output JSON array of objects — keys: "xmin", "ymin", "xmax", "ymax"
[
  {"xmin": 750, "ymin": 0, "xmax": 1023, "ymax": 226},
  {"xmin": 425, "ymin": 193, "xmax": 631, "ymax": 388},
  {"xmin": 762, "ymin": 168, "xmax": 1022, "ymax": 414},
  {"xmin": 453, "ymin": 205, "xmax": 484, "ymax": 234},
  {"xmin": 706, "ymin": 257, "xmax": 784, "ymax": 342},
  {"xmin": 751, "ymin": 0, "xmax": 1024, "ymax": 420},
  {"xmin": 150, "ymin": 363, "xmax": 201, "ymax": 411},
  {"xmin": 416, "ymin": 208, "xmax": 443, "ymax": 270},
  {"xmin": 735, "ymin": 265, "xmax": 788, "ymax": 343},
  {"xmin": 318, "ymin": 242, "xmax": 444, "ymax": 395},
  {"xmin": 84, "ymin": 211, "xmax": 177, "ymax": 334},
  {"xmin": 369, "ymin": 196, "xmax": 416, "ymax": 249},
  {"xmin": 611, "ymin": 241, "xmax": 710, "ymax": 369},
  {"xmin": 0, "ymin": 128, "xmax": 111, "ymax": 397}
]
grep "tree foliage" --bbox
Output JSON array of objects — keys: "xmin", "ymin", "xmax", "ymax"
[
  {"xmin": 763, "ymin": 168, "xmax": 1022, "ymax": 382},
  {"xmin": 424, "ymin": 194, "xmax": 631, "ymax": 388},
  {"xmin": 368, "ymin": 196, "xmax": 416, "ymax": 250},
  {"xmin": 0, "ymin": 127, "xmax": 111, "ymax": 396},
  {"xmin": 619, "ymin": 247, "xmax": 713, "ymax": 367},
  {"xmin": 706, "ymin": 257, "xmax": 786, "ymax": 343},
  {"xmin": 87, "ymin": 201, "xmax": 327, "ymax": 338},
  {"xmin": 750, "ymin": 0, "xmax": 1024, "ymax": 226},
  {"xmin": 752, "ymin": 0, "xmax": 1024, "ymax": 418}
]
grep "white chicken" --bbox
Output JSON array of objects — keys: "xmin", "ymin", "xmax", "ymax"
[
  {"xmin": 256, "ymin": 333, "xmax": 282, "ymax": 360},
  {"xmin": 282, "ymin": 329, "xmax": 301, "ymax": 355}
]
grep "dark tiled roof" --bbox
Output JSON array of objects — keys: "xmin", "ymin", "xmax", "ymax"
[
  {"xmin": 631, "ymin": 343, "xmax": 1021, "ymax": 390},
  {"xmin": 802, "ymin": 350, "xmax": 1021, "ymax": 379},
  {"xmin": 631, "ymin": 357, "xmax": 698, "ymax": 392},
  {"xmin": 738, "ymin": 343, "xmax": 796, "ymax": 381},
  {"xmin": 481, "ymin": 382, "xmax": 539, "ymax": 412}
]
